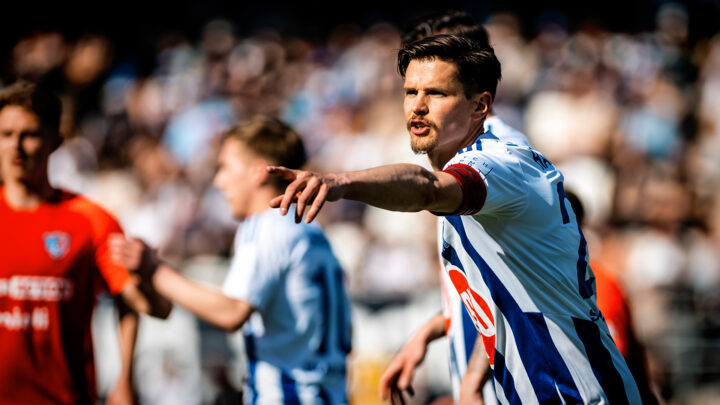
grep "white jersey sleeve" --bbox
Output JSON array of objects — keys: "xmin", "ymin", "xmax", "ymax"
[
  {"xmin": 222, "ymin": 222, "xmax": 288, "ymax": 311},
  {"xmin": 443, "ymin": 141, "xmax": 528, "ymax": 218}
]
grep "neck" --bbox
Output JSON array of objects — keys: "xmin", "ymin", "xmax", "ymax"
[
  {"xmin": 2, "ymin": 176, "xmax": 56, "ymax": 209},
  {"xmin": 428, "ymin": 119, "xmax": 486, "ymax": 170}
]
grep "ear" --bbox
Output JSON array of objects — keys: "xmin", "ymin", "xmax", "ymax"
[
  {"xmin": 470, "ymin": 91, "xmax": 493, "ymax": 121},
  {"xmin": 250, "ymin": 158, "xmax": 271, "ymax": 186}
]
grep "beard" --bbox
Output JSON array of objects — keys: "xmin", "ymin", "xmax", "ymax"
[{"xmin": 407, "ymin": 117, "xmax": 438, "ymax": 155}]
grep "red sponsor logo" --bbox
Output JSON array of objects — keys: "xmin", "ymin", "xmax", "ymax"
[{"xmin": 448, "ymin": 268, "xmax": 496, "ymax": 365}]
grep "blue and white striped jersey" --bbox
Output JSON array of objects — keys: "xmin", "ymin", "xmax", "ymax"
[
  {"xmin": 443, "ymin": 116, "xmax": 528, "ymax": 404},
  {"xmin": 438, "ymin": 130, "xmax": 641, "ymax": 404},
  {"xmin": 222, "ymin": 209, "xmax": 352, "ymax": 404}
]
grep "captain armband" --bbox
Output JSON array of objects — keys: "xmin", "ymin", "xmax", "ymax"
[{"xmin": 436, "ymin": 163, "xmax": 487, "ymax": 216}]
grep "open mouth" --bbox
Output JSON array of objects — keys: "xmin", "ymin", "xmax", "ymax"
[{"xmin": 409, "ymin": 120, "xmax": 431, "ymax": 136}]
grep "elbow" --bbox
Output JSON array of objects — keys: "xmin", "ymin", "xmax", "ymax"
[
  {"xmin": 216, "ymin": 314, "xmax": 245, "ymax": 332},
  {"xmin": 215, "ymin": 304, "xmax": 251, "ymax": 332}
]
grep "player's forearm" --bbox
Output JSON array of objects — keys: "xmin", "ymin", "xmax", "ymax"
[
  {"xmin": 152, "ymin": 264, "xmax": 252, "ymax": 332},
  {"xmin": 116, "ymin": 308, "xmax": 138, "ymax": 381},
  {"xmin": 414, "ymin": 312, "xmax": 446, "ymax": 345},
  {"xmin": 465, "ymin": 337, "xmax": 492, "ymax": 382},
  {"xmin": 338, "ymin": 164, "xmax": 461, "ymax": 213}
]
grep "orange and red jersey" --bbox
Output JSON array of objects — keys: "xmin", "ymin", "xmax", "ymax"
[{"xmin": 0, "ymin": 187, "xmax": 131, "ymax": 405}]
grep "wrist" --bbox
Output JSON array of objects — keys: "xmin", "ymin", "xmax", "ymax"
[{"xmin": 332, "ymin": 172, "xmax": 351, "ymax": 200}]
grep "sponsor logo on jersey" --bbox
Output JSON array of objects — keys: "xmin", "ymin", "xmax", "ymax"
[
  {"xmin": 43, "ymin": 232, "xmax": 71, "ymax": 260},
  {"xmin": 448, "ymin": 267, "xmax": 496, "ymax": 365}
]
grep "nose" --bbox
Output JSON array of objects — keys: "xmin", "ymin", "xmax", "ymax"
[
  {"xmin": 3, "ymin": 131, "xmax": 21, "ymax": 153},
  {"xmin": 411, "ymin": 95, "xmax": 428, "ymax": 116}
]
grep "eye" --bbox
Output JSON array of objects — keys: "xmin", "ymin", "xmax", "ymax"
[{"xmin": 404, "ymin": 89, "xmax": 417, "ymax": 96}]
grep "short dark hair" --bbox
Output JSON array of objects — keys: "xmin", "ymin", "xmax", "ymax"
[
  {"xmin": 224, "ymin": 115, "xmax": 307, "ymax": 170},
  {"xmin": 0, "ymin": 81, "xmax": 61, "ymax": 136},
  {"xmin": 398, "ymin": 34, "xmax": 502, "ymax": 100},
  {"xmin": 402, "ymin": 10, "xmax": 490, "ymax": 48}
]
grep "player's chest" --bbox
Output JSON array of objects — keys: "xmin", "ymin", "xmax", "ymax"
[{"xmin": 0, "ymin": 212, "xmax": 95, "ymax": 278}]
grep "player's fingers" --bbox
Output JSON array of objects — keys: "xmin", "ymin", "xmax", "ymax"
[
  {"xmin": 390, "ymin": 388, "xmax": 407, "ymax": 405},
  {"xmin": 305, "ymin": 183, "xmax": 328, "ymax": 223},
  {"xmin": 266, "ymin": 166, "xmax": 298, "ymax": 181},
  {"xmin": 295, "ymin": 177, "xmax": 319, "ymax": 223},
  {"xmin": 379, "ymin": 367, "xmax": 400, "ymax": 400},
  {"xmin": 278, "ymin": 177, "xmax": 305, "ymax": 216},
  {"xmin": 269, "ymin": 194, "xmax": 284, "ymax": 208},
  {"xmin": 397, "ymin": 363, "xmax": 414, "ymax": 392}
]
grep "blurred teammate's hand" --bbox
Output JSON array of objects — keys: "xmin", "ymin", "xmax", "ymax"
[
  {"xmin": 108, "ymin": 234, "xmax": 159, "ymax": 278},
  {"xmin": 109, "ymin": 234, "xmax": 172, "ymax": 318},
  {"xmin": 267, "ymin": 166, "xmax": 344, "ymax": 224},
  {"xmin": 378, "ymin": 334, "xmax": 427, "ymax": 404}
]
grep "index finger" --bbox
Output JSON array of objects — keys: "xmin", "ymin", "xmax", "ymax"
[{"xmin": 267, "ymin": 166, "xmax": 298, "ymax": 181}]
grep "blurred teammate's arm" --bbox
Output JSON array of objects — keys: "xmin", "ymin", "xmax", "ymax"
[
  {"xmin": 379, "ymin": 313, "xmax": 446, "ymax": 404},
  {"xmin": 459, "ymin": 337, "xmax": 491, "ymax": 405},
  {"xmin": 110, "ymin": 235, "xmax": 253, "ymax": 332},
  {"xmin": 151, "ymin": 263, "xmax": 255, "ymax": 332},
  {"xmin": 267, "ymin": 164, "xmax": 464, "ymax": 223},
  {"xmin": 106, "ymin": 303, "xmax": 139, "ymax": 405}
]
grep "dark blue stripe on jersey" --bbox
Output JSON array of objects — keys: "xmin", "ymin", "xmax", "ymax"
[
  {"xmin": 336, "ymin": 270, "xmax": 353, "ymax": 354},
  {"xmin": 493, "ymin": 350, "xmax": 521, "ymax": 405},
  {"xmin": 461, "ymin": 305, "xmax": 478, "ymax": 363},
  {"xmin": 573, "ymin": 318, "xmax": 631, "ymax": 405},
  {"xmin": 576, "ymin": 224, "xmax": 595, "ymax": 299},
  {"xmin": 281, "ymin": 373, "xmax": 301, "ymax": 405},
  {"xmin": 244, "ymin": 334, "xmax": 258, "ymax": 404},
  {"xmin": 244, "ymin": 333, "xmax": 257, "ymax": 361},
  {"xmin": 527, "ymin": 313, "xmax": 584, "ymax": 404},
  {"xmin": 445, "ymin": 216, "xmax": 583, "ymax": 404},
  {"xmin": 318, "ymin": 386, "xmax": 332, "ymax": 405},
  {"xmin": 247, "ymin": 359, "xmax": 258, "ymax": 405}
]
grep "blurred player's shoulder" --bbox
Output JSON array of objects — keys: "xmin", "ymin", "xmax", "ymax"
[{"xmin": 60, "ymin": 190, "xmax": 124, "ymax": 237}]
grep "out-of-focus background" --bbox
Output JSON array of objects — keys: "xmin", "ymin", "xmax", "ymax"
[{"xmin": 2, "ymin": 0, "xmax": 720, "ymax": 403}]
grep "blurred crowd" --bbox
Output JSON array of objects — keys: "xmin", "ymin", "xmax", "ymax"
[{"xmin": 2, "ymin": 3, "xmax": 720, "ymax": 404}]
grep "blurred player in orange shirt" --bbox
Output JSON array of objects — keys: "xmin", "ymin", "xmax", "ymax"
[{"xmin": 0, "ymin": 81, "xmax": 170, "ymax": 405}]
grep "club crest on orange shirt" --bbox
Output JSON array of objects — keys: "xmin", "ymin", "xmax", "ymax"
[{"xmin": 43, "ymin": 232, "xmax": 71, "ymax": 260}]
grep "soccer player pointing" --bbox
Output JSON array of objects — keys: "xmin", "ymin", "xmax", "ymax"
[{"xmin": 271, "ymin": 35, "xmax": 642, "ymax": 404}]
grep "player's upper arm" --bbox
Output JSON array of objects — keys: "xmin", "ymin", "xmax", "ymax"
[{"xmin": 69, "ymin": 197, "xmax": 133, "ymax": 294}]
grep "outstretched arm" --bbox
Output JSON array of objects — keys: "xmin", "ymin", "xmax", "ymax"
[
  {"xmin": 379, "ymin": 313, "xmax": 446, "ymax": 404},
  {"xmin": 267, "ymin": 164, "xmax": 463, "ymax": 223}
]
